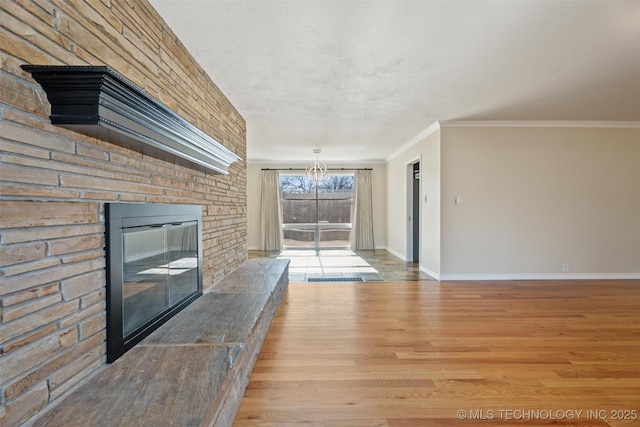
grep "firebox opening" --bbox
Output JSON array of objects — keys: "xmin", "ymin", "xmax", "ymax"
[{"xmin": 105, "ymin": 203, "xmax": 203, "ymax": 363}]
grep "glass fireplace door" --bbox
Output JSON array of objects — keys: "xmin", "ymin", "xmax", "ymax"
[{"xmin": 122, "ymin": 221, "xmax": 198, "ymax": 338}]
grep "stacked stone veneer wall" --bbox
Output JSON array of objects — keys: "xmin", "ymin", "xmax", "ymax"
[{"xmin": 0, "ymin": 1, "xmax": 247, "ymax": 425}]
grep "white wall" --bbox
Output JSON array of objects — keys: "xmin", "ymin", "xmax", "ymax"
[
  {"xmin": 439, "ymin": 125, "xmax": 640, "ymax": 279},
  {"xmin": 386, "ymin": 127, "xmax": 441, "ymax": 277},
  {"xmin": 386, "ymin": 123, "xmax": 640, "ymax": 279},
  {"xmin": 246, "ymin": 163, "xmax": 263, "ymax": 250},
  {"xmin": 421, "ymin": 132, "xmax": 442, "ymax": 277},
  {"xmin": 246, "ymin": 162, "xmax": 387, "ymax": 250},
  {"xmin": 250, "ymin": 124, "xmax": 639, "ymax": 280}
]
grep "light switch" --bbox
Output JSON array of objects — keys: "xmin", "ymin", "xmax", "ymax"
[{"xmin": 454, "ymin": 196, "xmax": 463, "ymax": 205}]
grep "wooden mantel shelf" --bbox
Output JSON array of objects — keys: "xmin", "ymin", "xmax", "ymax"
[{"xmin": 21, "ymin": 65, "xmax": 241, "ymax": 174}]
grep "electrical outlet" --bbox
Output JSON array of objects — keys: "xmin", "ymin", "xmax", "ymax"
[{"xmin": 562, "ymin": 262, "xmax": 569, "ymax": 272}]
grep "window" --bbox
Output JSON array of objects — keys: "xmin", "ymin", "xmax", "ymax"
[{"xmin": 280, "ymin": 174, "xmax": 354, "ymax": 248}]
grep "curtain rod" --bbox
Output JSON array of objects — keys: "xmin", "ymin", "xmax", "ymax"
[{"xmin": 261, "ymin": 167, "xmax": 372, "ymax": 171}]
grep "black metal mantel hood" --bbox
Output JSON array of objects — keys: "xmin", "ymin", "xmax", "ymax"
[{"xmin": 21, "ymin": 65, "xmax": 241, "ymax": 174}]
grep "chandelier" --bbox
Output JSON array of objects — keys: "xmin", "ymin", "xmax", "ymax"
[{"xmin": 306, "ymin": 148, "xmax": 327, "ymax": 183}]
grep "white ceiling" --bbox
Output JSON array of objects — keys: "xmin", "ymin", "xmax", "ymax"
[{"xmin": 149, "ymin": 0, "xmax": 640, "ymax": 163}]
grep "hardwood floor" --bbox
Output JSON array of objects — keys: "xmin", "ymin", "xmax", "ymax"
[{"xmin": 234, "ymin": 280, "xmax": 640, "ymax": 426}]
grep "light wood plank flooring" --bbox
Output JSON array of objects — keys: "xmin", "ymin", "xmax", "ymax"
[{"xmin": 234, "ymin": 280, "xmax": 640, "ymax": 426}]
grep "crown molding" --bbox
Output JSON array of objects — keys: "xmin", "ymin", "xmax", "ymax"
[
  {"xmin": 247, "ymin": 159, "xmax": 386, "ymax": 166},
  {"xmin": 385, "ymin": 121, "xmax": 440, "ymax": 162},
  {"xmin": 439, "ymin": 120, "xmax": 640, "ymax": 128}
]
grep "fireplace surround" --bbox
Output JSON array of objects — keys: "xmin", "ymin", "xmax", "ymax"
[{"xmin": 105, "ymin": 203, "xmax": 203, "ymax": 362}]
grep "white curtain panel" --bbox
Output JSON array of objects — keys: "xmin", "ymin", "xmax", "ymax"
[
  {"xmin": 260, "ymin": 170, "xmax": 283, "ymax": 251},
  {"xmin": 351, "ymin": 169, "xmax": 375, "ymax": 250}
]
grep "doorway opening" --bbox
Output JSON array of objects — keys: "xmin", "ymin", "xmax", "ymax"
[{"xmin": 407, "ymin": 160, "xmax": 420, "ymax": 262}]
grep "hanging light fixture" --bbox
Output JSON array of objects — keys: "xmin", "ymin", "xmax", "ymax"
[{"xmin": 306, "ymin": 148, "xmax": 327, "ymax": 183}]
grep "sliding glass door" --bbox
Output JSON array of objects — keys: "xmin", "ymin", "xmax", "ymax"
[{"xmin": 280, "ymin": 174, "xmax": 354, "ymax": 249}]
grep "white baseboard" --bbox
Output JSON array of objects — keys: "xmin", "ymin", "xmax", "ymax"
[
  {"xmin": 439, "ymin": 273, "xmax": 640, "ymax": 281},
  {"xmin": 385, "ymin": 247, "xmax": 406, "ymax": 261},
  {"xmin": 419, "ymin": 265, "xmax": 440, "ymax": 281}
]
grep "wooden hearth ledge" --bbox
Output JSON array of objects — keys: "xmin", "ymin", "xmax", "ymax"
[{"xmin": 34, "ymin": 259, "xmax": 289, "ymax": 427}]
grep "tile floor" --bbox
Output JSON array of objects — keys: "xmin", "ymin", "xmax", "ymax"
[{"xmin": 248, "ymin": 249, "xmax": 435, "ymax": 282}]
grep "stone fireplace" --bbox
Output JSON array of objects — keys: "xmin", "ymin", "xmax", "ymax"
[{"xmin": 0, "ymin": 2, "xmax": 247, "ymax": 425}]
